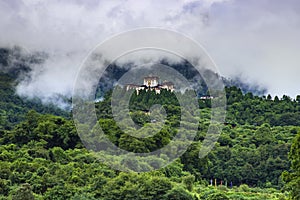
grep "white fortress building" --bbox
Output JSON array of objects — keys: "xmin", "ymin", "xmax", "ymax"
[
  {"xmin": 126, "ymin": 75, "xmax": 174, "ymax": 94},
  {"xmin": 144, "ymin": 76, "xmax": 159, "ymax": 87}
]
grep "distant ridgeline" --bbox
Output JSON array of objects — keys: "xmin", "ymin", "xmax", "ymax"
[
  {"xmin": 0, "ymin": 46, "xmax": 266, "ymax": 98},
  {"xmin": 0, "ymin": 47, "xmax": 46, "ymax": 79},
  {"xmin": 0, "ymin": 47, "xmax": 69, "ymax": 130},
  {"xmin": 2, "ymin": 46, "xmax": 298, "ymax": 128},
  {"xmin": 95, "ymin": 59, "xmax": 267, "ymax": 99}
]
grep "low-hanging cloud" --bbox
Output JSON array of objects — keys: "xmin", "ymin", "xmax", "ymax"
[{"xmin": 1, "ymin": 0, "xmax": 300, "ymax": 102}]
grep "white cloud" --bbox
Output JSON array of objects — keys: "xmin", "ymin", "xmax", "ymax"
[{"xmin": 0, "ymin": 0, "xmax": 300, "ymax": 100}]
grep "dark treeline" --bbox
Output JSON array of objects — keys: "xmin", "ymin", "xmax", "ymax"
[{"xmin": 224, "ymin": 86, "xmax": 300, "ymax": 127}]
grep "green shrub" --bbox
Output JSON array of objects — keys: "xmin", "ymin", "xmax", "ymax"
[
  {"xmin": 163, "ymin": 186, "xmax": 194, "ymax": 200},
  {"xmin": 182, "ymin": 175, "xmax": 195, "ymax": 192},
  {"xmin": 239, "ymin": 184, "xmax": 250, "ymax": 192},
  {"xmin": 227, "ymin": 194, "xmax": 246, "ymax": 200},
  {"xmin": 206, "ymin": 192, "xmax": 229, "ymax": 200},
  {"xmin": 11, "ymin": 183, "xmax": 35, "ymax": 200}
]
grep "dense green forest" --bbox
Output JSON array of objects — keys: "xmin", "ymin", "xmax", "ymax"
[
  {"xmin": 0, "ymin": 76, "xmax": 300, "ymax": 199},
  {"xmin": 0, "ymin": 48, "xmax": 300, "ymax": 199}
]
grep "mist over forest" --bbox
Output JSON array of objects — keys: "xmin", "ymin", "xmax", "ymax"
[
  {"xmin": 0, "ymin": 46, "xmax": 300, "ymax": 199},
  {"xmin": 1, "ymin": 0, "xmax": 300, "ymax": 199}
]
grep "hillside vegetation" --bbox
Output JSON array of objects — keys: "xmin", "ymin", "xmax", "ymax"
[
  {"xmin": 0, "ymin": 47, "xmax": 299, "ymax": 199},
  {"xmin": 0, "ymin": 81, "xmax": 300, "ymax": 199}
]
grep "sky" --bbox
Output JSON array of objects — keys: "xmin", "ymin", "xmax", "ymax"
[{"xmin": 1, "ymin": 0, "xmax": 300, "ymax": 101}]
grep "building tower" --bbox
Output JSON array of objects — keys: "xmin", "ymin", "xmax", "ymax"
[{"xmin": 143, "ymin": 76, "xmax": 159, "ymax": 87}]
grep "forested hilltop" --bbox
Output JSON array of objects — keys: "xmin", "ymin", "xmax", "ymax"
[
  {"xmin": 0, "ymin": 47, "xmax": 300, "ymax": 199},
  {"xmin": 0, "ymin": 80, "xmax": 300, "ymax": 199}
]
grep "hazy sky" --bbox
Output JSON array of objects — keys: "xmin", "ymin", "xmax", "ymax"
[{"xmin": 1, "ymin": 0, "xmax": 300, "ymax": 100}]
